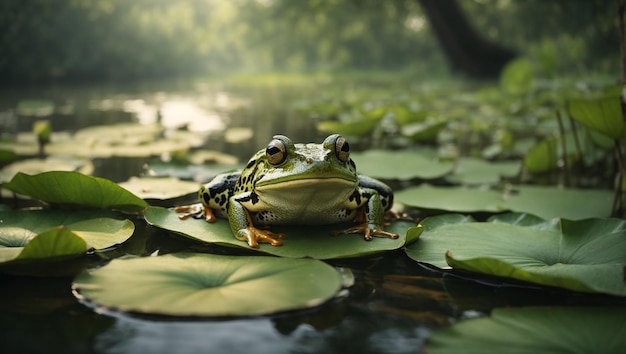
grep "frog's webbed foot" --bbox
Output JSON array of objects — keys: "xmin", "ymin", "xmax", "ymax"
[
  {"xmin": 236, "ymin": 227, "xmax": 286, "ymax": 248},
  {"xmin": 175, "ymin": 204, "xmax": 217, "ymax": 223},
  {"xmin": 384, "ymin": 210, "xmax": 419, "ymax": 224},
  {"xmin": 331, "ymin": 223, "xmax": 399, "ymax": 241}
]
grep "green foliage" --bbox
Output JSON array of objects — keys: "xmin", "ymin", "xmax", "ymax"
[
  {"xmin": 1, "ymin": 227, "xmax": 87, "ymax": 263},
  {"xmin": 73, "ymin": 253, "xmax": 344, "ymax": 316},
  {"xmin": 568, "ymin": 95, "xmax": 625, "ymax": 140},
  {"xmin": 406, "ymin": 213, "xmax": 626, "ymax": 296},
  {"xmin": 500, "ymin": 59, "xmax": 534, "ymax": 95},
  {"xmin": 0, "ymin": 210, "xmax": 134, "ymax": 275},
  {"xmin": 397, "ymin": 184, "xmax": 613, "ymax": 220},
  {"xmin": 350, "ymin": 149, "xmax": 454, "ymax": 180},
  {"xmin": 0, "ymin": 0, "xmax": 615, "ymax": 83},
  {"xmin": 3, "ymin": 171, "xmax": 148, "ymax": 213},
  {"xmin": 427, "ymin": 307, "xmax": 626, "ymax": 354},
  {"xmin": 144, "ymin": 206, "xmax": 421, "ymax": 260}
]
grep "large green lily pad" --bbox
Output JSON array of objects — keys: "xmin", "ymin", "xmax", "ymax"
[
  {"xmin": 0, "ymin": 210, "xmax": 135, "ymax": 266},
  {"xmin": 406, "ymin": 213, "xmax": 626, "ymax": 296},
  {"xmin": 73, "ymin": 253, "xmax": 344, "ymax": 317},
  {"xmin": 395, "ymin": 185, "xmax": 505, "ymax": 213},
  {"xmin": 118, "ymin": 177, "xmax": 200, "ymax": 201},
  {"xmin": 396, "ymin": 184, "xmax": 613, "ymax": 220},
  {"xmin": 446, "ymin": 157, "xmax": 520, "ymax": 185},
  {"xmin": 0, "ymin": 227, "xmax": 88, "ymax": 264},
  {"xmin": 3, "ymin": 171, "xmax": 148, "ymax": 214},
  {"xmin": 427, "ymin": 306, "xmax": 626, "ymax": 354},
  {"xmin": 144, "ymin": 206, "xmax": 421, "ymax": 259},
  {"xmin": 501, "ymin": 185, "xmax": 613, "ymax": 220},
  {"xmin": 351, "ymin": 149, "xmax": 454, "ymax": 180}
]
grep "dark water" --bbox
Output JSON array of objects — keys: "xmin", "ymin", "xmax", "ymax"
[{"xmin": 0, "ymin": 77, "xmax": 620, "ymax": 354}]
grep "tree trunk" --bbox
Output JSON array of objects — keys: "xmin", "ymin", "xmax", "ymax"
[{"xmin": 418, "ymin": 0, "xmax": 516, "ymax": 78}]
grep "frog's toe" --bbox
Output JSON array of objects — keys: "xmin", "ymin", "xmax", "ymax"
[
  {"xmin": 175, "ymin": 204, "xmax": 202, "ymax": 220},
  {"xmin": 332, "ymin": 224, "xmax": 398, "ymax": 241},
  {"xmin": 238, "ymin": 227, "xmax": 286, "ymax": 248}
]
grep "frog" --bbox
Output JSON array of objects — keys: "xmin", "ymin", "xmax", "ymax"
[{"xmin": 176, "ymin": 134, "xmax": 399, "ymax": 248}]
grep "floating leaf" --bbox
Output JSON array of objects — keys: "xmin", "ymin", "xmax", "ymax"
[
  {"xmin": 568, "ymin": 95, "xmax": 624, "ymax": 140},
  {"xmin": 0, "ymin": 156, "xmax": 94, "ymax": 183},
  {"xmin": 406, "ymin": 213, "xmax": 626, "ymax": 295},
  {"xmin": 317, "ymin": 116, "xmax": 381, "ymax": 136},
  {"xmin": 0, "ymin": 210, "xmax": 135, "ymax": 251},
  {"xmin": 500, "ymin": 58, "xmax": 534, "ymax": 95},
  {"xmin": 446, "ymin": 157, "xmax": 520, "ymax": 185},
  {"xmin": 400, "ymin": 120, "xmax": 447, "ymax": 143},
  {"xmin": 16, "ymin": 100, "xmax": 54, "ymax": 117},
  {"xmin": 395, "ymin": 185, "xmax": 505, "ymax": 213},
  {"xmin": 144, "ymin": 206, "xmax": 420, "ymax": 259},
  {"xmin": 427, "ymin": 306, "xmax": 626, "ymax": 354},
  {"xmin": 224, "ymin": 127, "xmax": 254, "ymax": 143},
  {"xmin": 523, "ymin": 137, "xmax": 558, "ymax": 173},
  {"xmin": 73, "ymin": 253, "xmax": 344, "ymax": 317},
  {"xmin": 118, "ymin": 177, "xmax": 200, "ymax": 201},
  {"xmin": 502, "ymin": 185, "xmax": 613, "ymax": 220},
  {"xmin": 3, "ymin": 171, "xmax": 148, "ymax": 213},
  {"xmin": 351, "ymin": 150, "xmax": 454, "ymax": 180}
]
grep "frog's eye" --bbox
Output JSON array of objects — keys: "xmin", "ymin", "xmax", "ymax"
[
  {"xmin": 334, "ymin": 135, "xmax": 350, "ymax": 162},
  {"xmin": 266, "ymin": 138, "xmax": 288, "ymax": 165}
]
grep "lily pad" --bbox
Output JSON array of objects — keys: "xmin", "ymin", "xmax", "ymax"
[
  {"xmin": 446, "ymin": 157, "xmax": 521, "ymax": 185},
  {"xmin": 72, "ymin": 253, "xmax": 344, "ymax": 317},
  {"xmin": 144, "ymin": 206, "xmax": 421, "ymax": 259},
  {"xmin": 427, "ymin": 306, "xmax": 626, "ymax": 354},
  {"xmin": 405, "ymin": 213, "xmax": 626, "ymax": 296},
  {"xmin": 351, "ymin": 150, "xmax": 454, "ymax": 180},
  {"xmin": 0, "ymin": 227, "xmax": 88, "ymax": 264},
  {"xmin": 3, "ymin": 171, "xmax": 148, "ymax": 213},
  {"xmin": 118, "ymin": 177, "xmax": 200, "ymax": 201},
  {"xmin": 0, "ymin": 210, "xmax": 135, "ymax": 252},
  {"xmin": 395, "ymin": 185, "xmax": 505, "ymax": 213},
  {"xmin": 502, "ymin": 185, "xmax": 613, "ymax": 220},
  {"xmin": 0, "ymin": 156, "xmax": 94, "ymax": 184}
]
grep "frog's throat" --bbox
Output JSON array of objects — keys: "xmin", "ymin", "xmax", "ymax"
[{"xmin": 255, "ymin": 177, "xmax": 356, "ymax": 191}]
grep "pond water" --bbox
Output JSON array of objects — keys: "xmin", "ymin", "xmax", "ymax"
[{"xmin": 0, "ymin": 76, "xmax": 622, "ymax": 354}]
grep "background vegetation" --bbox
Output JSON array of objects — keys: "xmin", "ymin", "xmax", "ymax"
[{"xmin": 0, "ymin": 0, "xmax": 618, "ymax": 84}]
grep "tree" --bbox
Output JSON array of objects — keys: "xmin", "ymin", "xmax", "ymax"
[{"xmin": 418, "ymin": 0, "xmax": 516, "ymax": 78}]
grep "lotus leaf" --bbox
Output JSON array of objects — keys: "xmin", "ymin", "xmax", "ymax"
[
  {"xmin": 397, "ymin": 184, "xmax": 613, "ymax": 220},
  {"xmin": 118, "ymin": 177, "xmax": 200, "ymax": 201},
  {"xmin": 502, "ymin": 185, "xmax": 613, "ymax": 220},
  {"xmin": 568, "ymin": 95, "xmax": 624, "ymax": 140},
  {"xmin": 446, "ymin": 157, "xmax": 520, "ymax": 185},
  {"xmin": 72, "ymin": 253, "xmax": 344, "ymax": 317},
  {"xmin": 406, "ymin": 213, "xmax": 626, "ymax": 296},
  {"xmin": 4, "ymin": 171, "xmax": 148, "ymax": 213},
  {"xmin": 144, "ymin": 206, "xmax": 421, "ymax": 259},
  {"xmin": 350, "ymin": 150, "xmax": 454, "ymax": 180},
  {"xmin": 0, "ymin": 156, "xmax": 94, "ymax": 183},
  {"xmin": 0, "ymin": 210, "xmax": 135, "ymax": 254},
  {"xmin": 427, "ymin": 306, "xmax": 626, "ymax": 354},
  {"xmin": 395, "ymin": 185, "xmax": 505, "ymax": 213}
]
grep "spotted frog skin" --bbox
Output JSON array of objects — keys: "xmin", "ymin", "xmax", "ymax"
[{"xmin": 177, "ymin": 134, "xmax": 398, "ymax": 248}]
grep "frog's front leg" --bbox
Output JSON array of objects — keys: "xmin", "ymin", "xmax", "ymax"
[
  {"xmin": 229, "ymin": 194, "xmax": 286, "ymax": 248},
  {"xmin": 334, "ymin": 191, "xmax": 399, "ymax": 240}
]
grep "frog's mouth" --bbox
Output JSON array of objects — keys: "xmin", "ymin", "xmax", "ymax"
[
  {"xmin": 253, "ymin": 177, "xmax": 357, "ymax": 214},
  {"xmin": 255, "ymin": 176, "xmax": 357, "ymax": 191}
]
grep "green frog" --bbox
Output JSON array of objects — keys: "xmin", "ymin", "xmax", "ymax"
[{"xmin": 176, "ymin": 134, "xmax": 399, "ymax": 248}]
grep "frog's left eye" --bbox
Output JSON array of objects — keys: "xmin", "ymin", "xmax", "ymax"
[
  {"xmin": 266, "ymin": 139, "xmax": 288, "ymax": 165},
  {"xmin": 334, "ymin": 135, "xmax": 350, "ymax": 162}
]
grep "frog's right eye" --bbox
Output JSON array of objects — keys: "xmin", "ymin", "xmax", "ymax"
[{"xmin": 266, "ymin": 139, "xmax": 288, "ymax": 165}]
